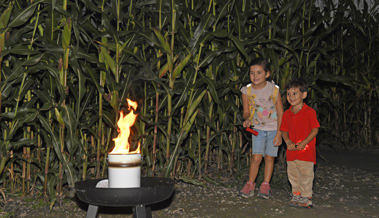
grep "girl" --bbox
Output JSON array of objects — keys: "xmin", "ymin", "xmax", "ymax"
[{"xmin": 240, "ymin": 58, "xmax": 283, "ymax": 199}]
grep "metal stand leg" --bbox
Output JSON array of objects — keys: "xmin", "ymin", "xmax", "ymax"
[
  {"xmin": 86, "ymin": 204, "xmax": 99, "ymax": 218},
  {"xmin": 134, "ymin": 204, "xmax": 152, "ymax": 218}
]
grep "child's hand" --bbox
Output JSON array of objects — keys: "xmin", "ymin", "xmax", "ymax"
[
  {"xmin": 243, "ymin": 120, "xmax": 251, "ymax": 128},
  {"xmin": 296, "ymin": 142, "xmax": 306, "ymax": 150},
  {"xmin": 286, "ymin": 141, "xmax": 296, "ymax": 151},
  {"xmin": 273, "ymin": 134, "xmax": 282, "ymax": 146}
]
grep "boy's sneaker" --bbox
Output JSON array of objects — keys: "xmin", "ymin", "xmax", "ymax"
[
  {"xmin": 297, "ymin": 196, "xmax": 313, "ymax": 208},
  {"xmin": 258, "ymin": 182, "xmax": 271, "ymax": 199},
  {"xmin": 289, "ymin": 192, "xmax": 301, "ymax": 206},
  {"xmin": 240, "ymin": 181, "xmax": 255, "ymax": 198}
]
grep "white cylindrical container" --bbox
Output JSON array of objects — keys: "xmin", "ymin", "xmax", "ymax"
[{"xmin": 107, "ymin": 153, "xmax": 141, "ymax": 188}]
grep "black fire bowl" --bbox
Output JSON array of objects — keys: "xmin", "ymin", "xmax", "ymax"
[{"xmin": 75, "ymin": 177, "xmax": 175, "ymax": 217}]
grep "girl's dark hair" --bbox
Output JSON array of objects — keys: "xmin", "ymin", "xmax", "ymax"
[
  {"xmin": 249, "ymin": 58, "xmax": 271, "ymax": 72},
  {"xmin": 285, "ymin": 79, "xmax": 308, "ymax": 93}
]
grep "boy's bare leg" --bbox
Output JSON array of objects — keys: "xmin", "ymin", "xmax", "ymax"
[
  {"xmin": 249, "ymin": 154, "xmax": 263, "ymax": 182},
  {"xmin": 263, "ymin": 156, "xmax": 275, "ymax": 183}
]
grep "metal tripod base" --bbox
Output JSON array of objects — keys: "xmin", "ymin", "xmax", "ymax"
[{"xmin": 86, "ymin": 204, "xmax": 152, "ymax": 218}]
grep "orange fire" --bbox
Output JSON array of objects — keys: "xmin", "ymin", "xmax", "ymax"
[{"xmin": 110, "ymin": 98, "xmax": 140, "ymax": 154}]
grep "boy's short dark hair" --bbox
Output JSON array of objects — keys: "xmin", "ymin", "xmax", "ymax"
[
  {"xmin": 249, "ymin": 58, "xmax": 271, "ymax": 72},
  {"xmin": 285, "ymin": 79, "xmax": 308, "ymax": 93}
]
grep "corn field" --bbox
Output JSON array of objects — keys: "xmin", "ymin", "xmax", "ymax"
[{"xmin": 0, "ymin": 0, "xmax": 378, "ymax": 204}]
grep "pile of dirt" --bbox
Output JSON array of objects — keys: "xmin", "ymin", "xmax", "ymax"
[{"xmin": 1, "ymin": 150, "xmax": 378, "ymax": 218}]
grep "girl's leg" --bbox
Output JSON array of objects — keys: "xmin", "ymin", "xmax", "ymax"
[
  {"xmin": 263, "ymin": 130, "xmax": 279, "ymax": 183},
  {"xmin": 258, "ymin": 155, "xmax": 275, "ymax": 198},
  {"xmin": 248, "ymin": 154, "xmax": 263, "ymax": 182},
  {"xmin": 240, "ymin": 154, "xmax": 262, "ymax": 197},
  {"xmin": 248, "ymin": 130, "xmax": 265, "ymax": 182},
  {"xmin": 263, "ymin": 155, "xmax": 275, "ymax": 183},
  {"xmin": 240, "ymin": 129, "xmax": 264, "ymax": 196}
]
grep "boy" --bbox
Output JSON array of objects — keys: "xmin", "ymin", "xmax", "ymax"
[{"xmin": 280, "ymin": 79, "xmax": 320, "ymax": 208}]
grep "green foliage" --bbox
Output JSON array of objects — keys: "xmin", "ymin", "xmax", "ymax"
[{"xmin": 0, "ymin": 0, "xmax": 377, "ymax": 204}]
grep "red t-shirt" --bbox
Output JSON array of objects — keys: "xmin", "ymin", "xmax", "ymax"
[{"xmin": 280, "ymin": 104, "xmax": 320, "ymax": 164}]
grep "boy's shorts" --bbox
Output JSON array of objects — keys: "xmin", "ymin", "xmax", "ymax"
[{"xmin": 252, "ymin": 129, "xmax": 278, "ymax": 157}]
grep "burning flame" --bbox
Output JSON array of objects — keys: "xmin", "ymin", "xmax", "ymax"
[{"xmin": 110, "ymin": 98, "xmax": 140, "ymax": 154}]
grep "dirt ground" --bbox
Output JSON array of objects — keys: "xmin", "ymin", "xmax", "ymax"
[{"xmin": 1, "ymin": 149, "xmax": 378, "ymax": 218}]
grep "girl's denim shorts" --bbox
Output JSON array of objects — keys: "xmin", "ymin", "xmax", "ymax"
[{"xmin": 251, "ymin": 129, "xmax": 278, "ymax": 157}]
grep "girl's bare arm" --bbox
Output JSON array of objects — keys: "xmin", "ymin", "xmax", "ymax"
[
  {"xmin": 274, "ymin": 93, "xmax": 284, "ymax": 146},
  {"xmin": 241, "ymin": 93, "xmax": 251, "ymax": 127}
]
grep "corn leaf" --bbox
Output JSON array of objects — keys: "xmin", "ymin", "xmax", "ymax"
[
  {"xmin": 172, "ymin": 53, "xmax": 192, "ymax": 81},
  {"xmin": 0, "ymin": 3, "xmax": 13, "ymax": 30},
  {"xmin": 152, "ymin": 28, "xmax": 171, "ymax": 54},
  {"xmin": 8, "ymin": 1, "xmax": 41, "ymax": 28}
]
